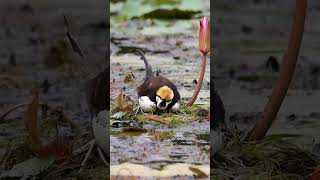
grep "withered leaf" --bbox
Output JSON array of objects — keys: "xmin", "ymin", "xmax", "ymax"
[
  {"xmin": 116, "ymin": 89, "xmax": 133, "ymax": 113},
  {"xmin": 34, "ymin": 137, "xmax": 71, "ymax": 161},
  {"xmin": 24, "ymin": 91, "xmax": 41, "ymax": 150}
]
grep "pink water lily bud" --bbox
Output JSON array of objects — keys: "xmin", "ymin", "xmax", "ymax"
[{"xmin": 199, "ymin": 16, "xmax": 210, "ymax": 55}]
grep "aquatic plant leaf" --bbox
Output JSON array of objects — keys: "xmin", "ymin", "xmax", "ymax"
[
  {"xmin": 0, "ymin": 156, "xmax": 55, "ymax": 179},
  {"xmin": 142, "ymin": 8, "xmax": 200, "ymax": 19},
  {"xmin": 121, "ymin": 0, "xmax": 153, "ymax": 20},
  {"xmin": 142, "ymin": 0, "xmax": 180, "ymax": 6},
  {"xmin": 113, "ymin": 0, "xmax": 207, "ymax": 20}
]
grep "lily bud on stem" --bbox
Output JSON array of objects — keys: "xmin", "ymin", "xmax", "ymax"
[{"xmin": 188, "ymin": 16, "xmax": 210, "ymax": 106}]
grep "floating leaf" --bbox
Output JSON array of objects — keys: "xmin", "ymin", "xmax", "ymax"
[{"xmin": 143, "ymin": 8, "xmax": 199, "ymax": 19}]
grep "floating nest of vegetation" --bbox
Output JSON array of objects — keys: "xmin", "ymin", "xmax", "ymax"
[
  {"xmin": 110, "ymin": 102, "xmax": 210, "ymax": 127},
  {"xmin": 211, "ymin": 129, "xmax": 320, "ymax": 180}
]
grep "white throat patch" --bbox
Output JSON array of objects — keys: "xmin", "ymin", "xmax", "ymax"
[
  {"xmin": 139, "ymin": 96, "xmax": 156, "ymax": 113},
  {"xmin": 156, "ymin": 96, "xmax": 172, "ymax": 111}
]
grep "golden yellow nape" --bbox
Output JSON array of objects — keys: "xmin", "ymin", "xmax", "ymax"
[{"xmin": 156, "ymin": 86, "xmax": 174, "ymax": 101}]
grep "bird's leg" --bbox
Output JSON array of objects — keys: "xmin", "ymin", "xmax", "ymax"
[
  {"xmin": 73, "ymin": 139, "xmax": 94, "ymax": 156},
  {"xmin": 79, "ymin": 139, "xmax": 96, "ymax": 172},
  {"xmin": 97, "ymin": 147, "xmax": 109, "ymax": 167},
  {"xmin": 134, "ymin": 106, "xmax": 144, "ymax": 115}
]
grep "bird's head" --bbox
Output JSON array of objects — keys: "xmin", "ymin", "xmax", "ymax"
[{"xmin": 156, "ymin": 86, "xmax": 174, "ymax": 110}]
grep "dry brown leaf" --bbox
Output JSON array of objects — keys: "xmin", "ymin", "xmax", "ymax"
[
  {"xmin": 34, "ymin": 137, "xmax": 71, "ymax": 161},
  {"xmin": 116, "ymin": 89, "xmax": 133, "ymax": 113},
  {"xmin": 24, "ymin": 90, "xmax": 41, "ymax": 150},
  {"xmin": 122, "ymin": 106, "xmax": 133, "ymax": 113},
  {"xmin": 123, "ymin": 72, "xmax": 135, "ymax": 84},
  {"xmin": 117, "ymin": 89, "xmax": 125, "ymax": 109},
  {"xmin": 24, "ymin": 91, "xmax": 73, "ymax": 161}
]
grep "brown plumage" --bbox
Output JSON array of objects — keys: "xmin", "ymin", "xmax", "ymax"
[
  {"xmin": 137, "ymin": 76, "xmax": 180, "ymax": 110},
  {"xmin": 134, "ymin": 49, "xmax": 180, "ymax": 112}
]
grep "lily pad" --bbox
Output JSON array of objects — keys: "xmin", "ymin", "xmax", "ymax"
[{"xmin": 142, "ymin": 8, "xmax": 200, "ymax": 19}]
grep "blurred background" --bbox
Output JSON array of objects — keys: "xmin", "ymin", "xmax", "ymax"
[
  {"xmin": 110, "ymin": 0, "xmax": 209, "ymax": 36},
  {"xmin": 0, "ymin": 0, "xmax": 108, "ymax": 179}
]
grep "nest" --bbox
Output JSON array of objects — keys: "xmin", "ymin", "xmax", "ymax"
[{"xmin": 211, "ymin": 129, "xmax": 320, "ymax": 179}]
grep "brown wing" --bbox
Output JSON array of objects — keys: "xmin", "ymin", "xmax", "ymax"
[{"xmin": 137, "ymin": 76, "xmax": 180, "ymax": 102}]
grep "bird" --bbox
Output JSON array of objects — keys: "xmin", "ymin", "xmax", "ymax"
[
  {"xmin": 211, "ymin": 89, "xmax": 225, "ymax": 155},
  {"xmin": 134, "ymin": 49, "xmax": 181, "ymax": 113}
]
